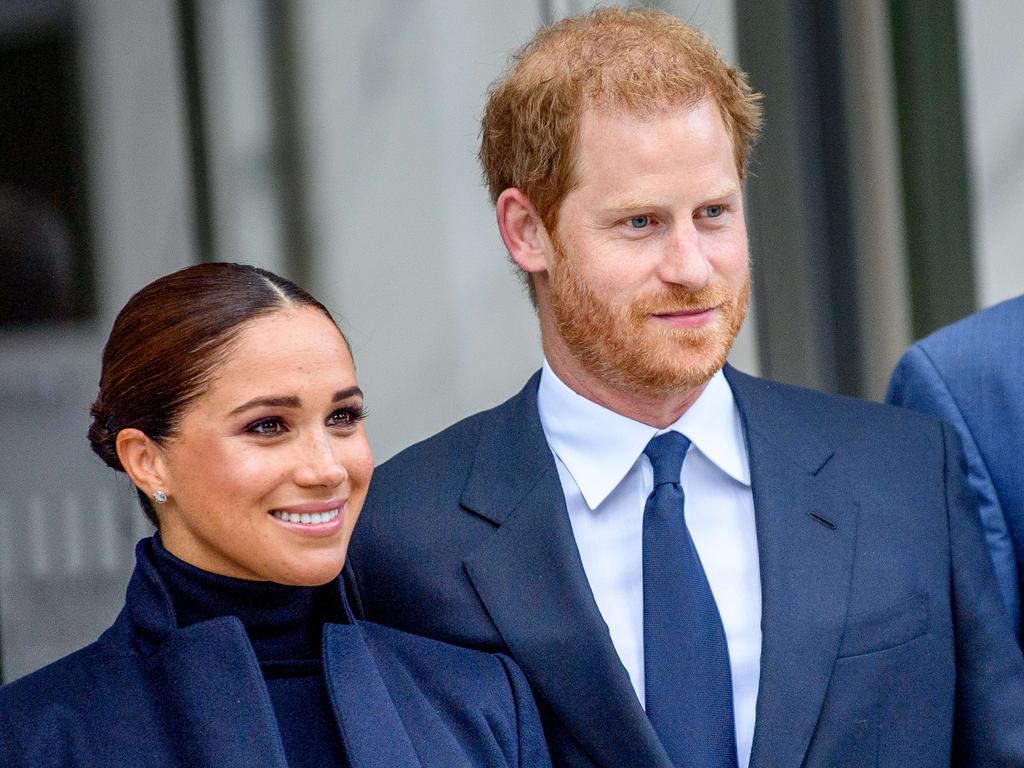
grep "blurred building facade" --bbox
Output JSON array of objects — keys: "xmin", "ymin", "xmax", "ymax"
[{"xmin": 0, "ymin": 0, "xmax": 1021, "ymax": 681}]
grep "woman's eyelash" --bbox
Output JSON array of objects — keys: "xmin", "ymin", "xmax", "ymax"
[
  {"xmin": 245, "ymin": 417, "xmax": 285, "ymax": 435},
  {"xmin": 243, "ymin": 405, "xmax": 367, "ymax": 434},
  {"xmin": 329, "ymin": 404, "xmax": 369, "ymax": 426}
]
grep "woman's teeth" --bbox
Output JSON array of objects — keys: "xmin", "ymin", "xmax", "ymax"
[{"xmin": 271, "ymin": 508, "xmax": 340, "ymax": 525}]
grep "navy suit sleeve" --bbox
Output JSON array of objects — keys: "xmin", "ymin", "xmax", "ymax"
[
  {"xmin": 889, "ymin": 344, "xmax": 1021, "ymax": 632},
  {"xmin": 496, "ymin": 655, "xmax": 554, "ymax": 768},
  {"xmin": 943, "ymin": 423, "xmax": 1024, "ymax": 766}
]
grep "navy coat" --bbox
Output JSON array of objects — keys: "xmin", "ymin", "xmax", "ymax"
[
  {"xmin": 889, "ymin": 294, "xmax": 1024, "ymax": 640},
  {"xmin": 348, "ymin": 366, "xmax": 1024, "ymax": 768},
  {"xmin": 0, "ymin": 539, "xmax": 551, "ymax": 768}
]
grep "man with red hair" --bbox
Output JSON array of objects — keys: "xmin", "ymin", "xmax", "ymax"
[{"xmin": 349, "ymin": 8, "xmax": 1024, "ymax": 767}]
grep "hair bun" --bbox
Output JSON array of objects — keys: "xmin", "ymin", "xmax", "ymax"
[{"xmin": 88, "ymin": 401, "xmax": 124, "ymax": 472}]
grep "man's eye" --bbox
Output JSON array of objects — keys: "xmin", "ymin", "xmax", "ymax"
[
  {"xmin": 702, "ymin": 204, "xmax": 724, "ymax": 218},
  {"xmin": 626, "ymin": 215, "xmax": 651, "ymax": 229},
  {"xmin": 247, "ymin": 418, "xmax": 285, "ymax": 435}
]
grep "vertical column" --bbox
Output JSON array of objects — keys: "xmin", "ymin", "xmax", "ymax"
[
  {"xmin": 888, "ymin": 0, "xmax": 976, "ymax": 337},
  {"xmin": 837, "ymin": 1, "xmax": 912, "ymax": 398},
  {"xmin": 737, "ymin": 0, "xmax": 861, "ymax": 394},
  {"xmin": 75, "ymin": 0, "xmax": 196, "ymax": 324},
  {"xmin": 184, "ymin": 0, "xmax": 292, "ymax": 277},
  {"xmin": 958, "ymin": 0, "xmax": 1024, "ymax": 307}
]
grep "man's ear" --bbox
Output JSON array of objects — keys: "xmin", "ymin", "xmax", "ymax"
[
  {"xmin": 116, "ymin": 428, "xmax": 169, "ymax": 501},
  {"xmin": 496, "ymin": 188, "xmax": 554, "ymax": 274}
]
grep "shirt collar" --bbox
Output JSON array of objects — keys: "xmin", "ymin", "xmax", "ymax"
[{"xmin": 537, "ymin": 361, "xmax": 751, "ymax": 510}]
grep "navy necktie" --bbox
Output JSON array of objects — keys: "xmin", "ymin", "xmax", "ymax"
[{"xmin": 642, "ymin": 431, "xmax": 738, "ymax": 768}]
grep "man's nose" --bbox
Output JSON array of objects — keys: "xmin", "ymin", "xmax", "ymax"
[{"xmin": 657, "ymin": 220, "xmax": 712, "ymax": 290}]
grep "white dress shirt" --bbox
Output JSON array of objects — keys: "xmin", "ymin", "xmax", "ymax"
[{"xmin": 537, "ymin": 362, "xmax": 762, "ymax": 768}]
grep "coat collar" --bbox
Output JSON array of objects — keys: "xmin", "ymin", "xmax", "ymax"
[
  {"xmin": 108, "ymin": 539, "xmax": 420, "ymax": 768},
  {"xmin": 462, "ymin": 367, "xmax": 859, "ymax": 768},
  {"xmin": 116, "ymin": 537, "xmax": 355, "ymax": 656}
]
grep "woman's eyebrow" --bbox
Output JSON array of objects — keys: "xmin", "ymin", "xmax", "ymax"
[
  {"xmin": 229, "ymin": 386, "xmax": 363, "ymax": 416},
  {"xmin": 229, "ymin": 395, "xmax": 301, "ymax": 416},
  {"xmin": 332, "ymin": 386, "xmax": 363, "ymax": 403}
]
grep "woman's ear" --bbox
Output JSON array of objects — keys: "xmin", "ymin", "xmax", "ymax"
[
  {"xmin": 495, "ymin": 188, "xmax": 555, "ymax": 275},
  {"xmin": 116, "ymin": 428, "xmax": 169, "ymax": 502}
]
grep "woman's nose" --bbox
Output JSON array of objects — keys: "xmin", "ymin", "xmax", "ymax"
[{"xmin": 295, "ymin": 432, "xmax": 346, "ymax": 488}]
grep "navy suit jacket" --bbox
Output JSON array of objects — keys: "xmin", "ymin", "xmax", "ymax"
[
  {"xmin": 888, "ymin": 294, "xmax": 1024, "ymax": 640},
  {"xmin": 348, "ymin": 366, "xmax": 1024, "ymax": 768},
  {"xmin": 0, "ymin": 539, "xmax": 551, "ymax": 768}
]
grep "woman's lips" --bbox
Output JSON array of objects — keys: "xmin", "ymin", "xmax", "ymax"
[{"xmin": 269, "ymin": 500, "xmax": 346, "ymax": 533}]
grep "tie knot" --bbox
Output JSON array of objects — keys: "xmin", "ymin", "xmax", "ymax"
[{"xmin": 643, "ymin": 431, "xmax": 691, "ymax": 486}]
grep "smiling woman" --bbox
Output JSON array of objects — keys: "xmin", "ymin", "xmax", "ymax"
[
  {"xmin": 0, "ymin": 263, "xmax": 550, "ymax": 768},
  {"xmin": 112, "ymin": 301, "xmax": 371, "ymax": 587}
]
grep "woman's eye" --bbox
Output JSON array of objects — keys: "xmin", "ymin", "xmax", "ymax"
[
  {"xmin": 626, "ymin": 215, "xmax": 651, "ymax": 230},
  {"xmin": 328, "ymin": 405, "xmax": 367, "ymax": 429},
  {"xmin": 247, "ymin": 417, "xmax": 285, "ymax": 436}
]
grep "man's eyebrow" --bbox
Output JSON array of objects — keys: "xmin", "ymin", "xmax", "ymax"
[
  {"xmin": 606, "ymin": 187, "xmax": 740, "ymax": 214},
  {"xmin": 700, "ymin": 185, "xmax": 740, "ymax": 201},
  {"xmin": 606, "ymin": 198, "xmax": 660, "ymax": 213}
]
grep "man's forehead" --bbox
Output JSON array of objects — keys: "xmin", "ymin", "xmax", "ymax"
[
  {"xmin": 561, "ymin": 101, "xmax": 740, "ymax": 210},
  {"xmin": 574, "ymin": 100, "xmax": 732, "ymax": 161}
]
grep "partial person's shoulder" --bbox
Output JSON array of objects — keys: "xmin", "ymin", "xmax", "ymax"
[
  {"xmin": 360, "ymin": 619, "xmax": 508, "ymax": 673},
  {"xmin": 372, "ymin": 372, "xmax": 541, "ymax": 488},
  {"xmin": 889, "ymin": 295, "xmax": 1024, "ymax": 397},
  {"xmin": 914, "ymin": 294, "xmax": 1024, "ymax": 359},
  {"xmin": 0, "ymin": 638, "xmax": 132, "ymax": 758},
  {"xmin": 931, "ymin": 294, "xmax": 1024, "ymax": 338},
  {"xmin": 728, "ymin": 367, "xmax": 958, "ymax": 482},
  {"xmin": 728, "ymin": 365, "xmax": 944, "ymax": 436},
  {"xmin": 376, "ymin": 408, "xmax": 489, "ymax": 477},
  {"xmin": 353, "ymin": 621, "xmax": 550, "ymax": 767},
  {"xmin": 356, "ymin": 620, "xmax": 523, "ymax": 706},
  {"xmin": 0, "ymin": 635, "xmax": 127, "ymax": 709}
]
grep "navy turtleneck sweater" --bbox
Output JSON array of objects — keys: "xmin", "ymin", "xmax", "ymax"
[{"xmin": 151, "ymin": 537, "xmax": 348, "ymax": 767}]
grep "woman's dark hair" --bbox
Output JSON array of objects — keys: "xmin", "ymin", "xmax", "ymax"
[{"xmin": 88, "ymin": 262, "xmax": 342, "ymax": 524}]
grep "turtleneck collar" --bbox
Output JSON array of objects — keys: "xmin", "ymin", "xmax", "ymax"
[{"xmin": 150, "ymin": 535, "xmax": 346, "ymax": 663}]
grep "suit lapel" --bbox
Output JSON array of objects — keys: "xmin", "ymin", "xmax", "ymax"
[
  {"xmin": 462, "ymin": 369, "xmax": 860, "ymax": 768},
  {"xmin": 726, "ymin": 368, "xmax": 858, "ymax": 768},
  {"xmin": 461, "ymin": 373, "xmax": 672, "ymax": 768}
]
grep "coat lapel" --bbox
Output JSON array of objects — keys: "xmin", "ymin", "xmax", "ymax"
[
  {"xmin": 120, "ymin": 542, "xmax": 290, "ymax": 768},
  {"xmin": 461, "ymin": 373, "xmax": 672, "ymax": 768},
  {"xmin": 322, "ymin": 624, "xmax": 424, "ymax": 768},
  {"xmin": 726, "ymin": 367, "xmax": 858, "ymax": 768},
  {"xmin": 128, "ymin": 541, "xmax": 418, "ymax": 768},
  {"xmin": 155, "ymin": 615, "xmax": 424, "ymax": 768},
  {"xmin": 154, "ymin": 618, "xmax": 290, "ymax": 768}
]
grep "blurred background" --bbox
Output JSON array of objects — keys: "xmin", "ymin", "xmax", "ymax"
[{"xmin": 1, "ymin": 0, "xmax": 1022, "ymax": 682}]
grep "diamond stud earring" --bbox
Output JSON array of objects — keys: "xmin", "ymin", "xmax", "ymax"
[{"xmin": 153, "ymin": 490, "xmax": 168, "ymax": 504}]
